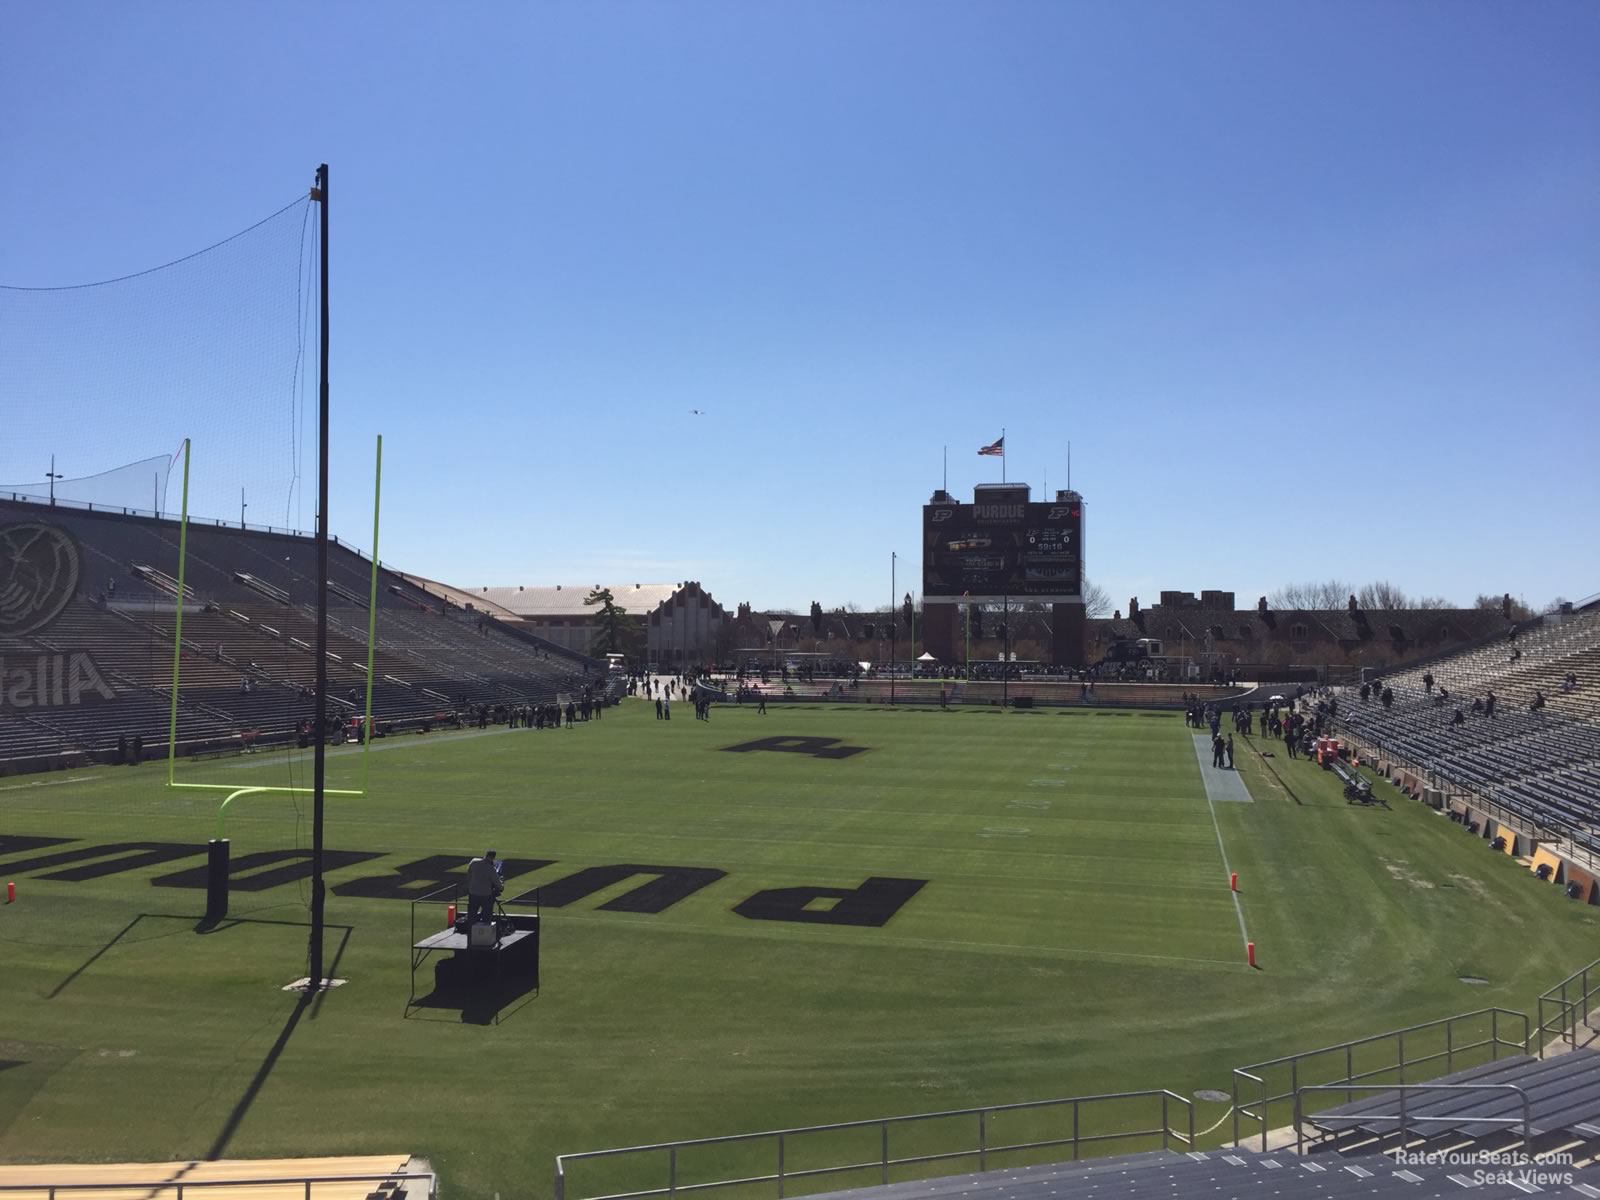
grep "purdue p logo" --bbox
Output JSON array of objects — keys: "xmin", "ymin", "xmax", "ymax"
[{"xmin": 0, "ymin": 524, "xmax": 80, "ymax": 636}]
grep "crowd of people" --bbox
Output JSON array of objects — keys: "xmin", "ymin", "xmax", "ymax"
[{"xmin": 1178, "ymin": 688, "xmax": 1328, "ymax": 766}]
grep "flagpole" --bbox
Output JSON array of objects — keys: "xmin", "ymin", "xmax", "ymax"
[
  {"xmin": 942, "ymin": 446, "xmax": 947, "ymax": 493},
  {"xmin": 1001, "ymin": 427, "xmax": 1006, "ymax": 484},
  {"xmin": 1068, "ymin": 441, "xmax": 1072, "ymax": 491}
]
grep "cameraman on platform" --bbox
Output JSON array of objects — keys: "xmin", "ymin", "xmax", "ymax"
[{"xmin": 466, "ymin": 849, "xmax": 503, "ymax": 924}]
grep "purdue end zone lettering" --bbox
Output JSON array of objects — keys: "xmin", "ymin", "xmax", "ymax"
[
  {"xmin": 735, "ymin": 877, "xmax": 927, "ymax": 928},
  {"xmin": 0, "ymin": 835, "xmax": 928, "ymax": 927}
]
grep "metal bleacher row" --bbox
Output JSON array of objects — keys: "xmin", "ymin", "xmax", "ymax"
[
  {"xmin": 731, "ymin": 1147, "xmax": 1600, "ymax": 1200},
  {"xmin": 1334, "ymin": 605, "xmax": 1600, "ymax": 849},
  {"xmin": 1310, "ymin": 1048, "xmax": 1600, "ymax": 1145},
  {"xmin": 0, "ymin": 498, "xmax": 612, "ymax": 765}
]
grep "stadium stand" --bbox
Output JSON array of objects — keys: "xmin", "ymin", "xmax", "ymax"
[
  {"xmin": 1333, "ymin": 603, "xmax": 1600, "ymax": 852},
  {"xmin": 0, "ymin": 497, "xmax": 614, "ymax": 769},
  {"xmin": 1307, "ymin": 1047, "xmax": 1600, "ymax": 1149},
  {"xmin": 0, "ymin": 1153, "xmax": 432, "ymax": 1199},
  {"xmin": 784, "ymin": 1150, "xmax": 1600, "ymax": 1200}
]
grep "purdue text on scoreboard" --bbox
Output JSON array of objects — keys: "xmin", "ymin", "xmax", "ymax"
[{"xmin": 922, "ymin": 496, "xmax": 1083, "ymax": 600}]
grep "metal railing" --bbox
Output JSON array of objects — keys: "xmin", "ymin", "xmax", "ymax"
[
  {"xmin": 1538, "ymin": 957, "xmax": 1600, "ymax": 1052},
  {"xmin": 1232, "ymin": 1008, "xmax": 1529, "ymax": 1151},
  {"xmin": 553, "ymin": 1090, "xmax": 1194, "ymax": 1200},
  {"xmin": 1292, "ymin": 1083, "xmax": 1532, "ymax": 1154},
  {"xmin": 0, "ymin": 1171, "xmax": 436, "ymax": 1199}
]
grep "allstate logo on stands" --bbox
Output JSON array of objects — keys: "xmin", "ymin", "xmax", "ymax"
[{"xmin": 0, "ymin": 523, "xmax": 80, "ymax": 636}]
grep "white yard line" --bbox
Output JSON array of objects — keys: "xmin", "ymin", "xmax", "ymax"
[{"xmin": 0, "ymin": 775, "xmax": 102, "ymax": 793}]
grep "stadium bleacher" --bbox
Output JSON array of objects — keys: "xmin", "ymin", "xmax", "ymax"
[
  {"xmin": 1334, "ymin": 605, "xmax": 1600, "ymax": 849},
  {"xmin": 1308, "ymin": 1048, "xmax": 1600, "ymax": 1146},
  {"xmin": 790, "ymin": 1150, "xmax": 1600, "ymax": 1200},
  {"xmin": 0, "ymin": 497, "xmax": 613, "ymax": 768}
]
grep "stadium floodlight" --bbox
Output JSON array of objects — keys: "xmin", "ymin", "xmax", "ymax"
[{"xmin": 45, "ymin": 456, "xmax": 63, "ymax": 504}]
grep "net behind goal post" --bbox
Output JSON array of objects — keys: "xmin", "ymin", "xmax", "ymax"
[{"xmin": 0, "ymin": 175, "xmax": 381, "ymax": 834}]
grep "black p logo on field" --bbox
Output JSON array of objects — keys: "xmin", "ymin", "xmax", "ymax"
[{"xmin": 721, "ymin": 736, "xmax": 869, "ymax": 760}]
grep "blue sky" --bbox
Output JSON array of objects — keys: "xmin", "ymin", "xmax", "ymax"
[{"xmin": 2, "ymin": 1, "xmax": 1596, "ymax": 614}]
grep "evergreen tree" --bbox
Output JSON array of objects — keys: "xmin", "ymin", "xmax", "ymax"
[{"xmin": 584, "ymin": 587, "xmax": 637, "ymax": 655}]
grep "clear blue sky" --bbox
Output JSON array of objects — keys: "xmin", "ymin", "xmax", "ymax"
[{"xmin": 3, "ymin": 1, "xmax": 1596, "ymax": 614}]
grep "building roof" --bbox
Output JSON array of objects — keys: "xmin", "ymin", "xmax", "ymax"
[
  {"xmin": 392, "ymin": 573, "xmax": 524, "ymax": 620},
  {"xmin": 1092, "ymin": 607, "xmax": 1505, "ymax": 647},
  {"xmin": 470, "ymin": 583, "xmax": 684, "ymax": 618}
]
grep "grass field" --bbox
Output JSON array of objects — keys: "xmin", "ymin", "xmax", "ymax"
[{"xmin": 2, "ymin": 700, "xmax": 1597, "ymax": 1198}]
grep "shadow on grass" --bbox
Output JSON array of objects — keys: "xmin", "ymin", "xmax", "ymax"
[
  {"xmin": 32, "ymin": 911, "xmax": 343, "ymax": 1158},
  {"xmin": 51, "ymin": 912, "xmax": 353, "ymax": 1025},
  {"xmin": 408, "ymin": 958, "xmax": 540, "ymax": 1026},
  {"xmin": 206, "ymin": 988, "xmax": 312, "ymax": 1159},
  {"xmin": 46, "ymin": 913, "xmax": 146, "ymax": 999}
]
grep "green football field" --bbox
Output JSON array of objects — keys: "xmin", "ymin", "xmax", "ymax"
[{"xmin": 2, "ymin": 700, "xmax": 1596, "ymax": 1198}]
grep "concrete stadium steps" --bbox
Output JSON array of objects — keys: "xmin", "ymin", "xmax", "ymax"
[
  {"xmin": 1308, "ymin": 1048, "xmax": 1600, "ymax": 1144},
  {"xmin": 794, "ymin": 1148, "xmax": 1600, "ymax": 1199}
]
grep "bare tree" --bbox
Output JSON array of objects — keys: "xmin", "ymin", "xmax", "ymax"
[
  {"xmin": 1270, "ymin": 579, "xmax": 1352, "ymax": 610},
  {"xmin": 1082, "ymin": 578, "xmax": 1112, "ymax": 618},
  {"xmin": 1413, "ymin": 595, "xmax": 1454, "ymax": 609},
  {"xmin": 1358, "ymin": 580, "xmax": 1410, "ymax": 610}
]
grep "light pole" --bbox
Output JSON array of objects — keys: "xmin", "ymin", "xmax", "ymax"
[
  {"xmin": 45, "ymin": 456, "xmax": 63, "ymax": 505},
  {"xmin": 240, "ymin": 487, "xmax": 248, "ymax": 529},
  {"xmin": 1002, "ymin": 592, "xmax": 1010, "ymax": 709},
  {"xmin": 964, "ymin": 594, "xmax": 971, "ymax": 681},
  {"xmin": 890, "ymin": 552, "xmax": 897, "ymax": 707}
]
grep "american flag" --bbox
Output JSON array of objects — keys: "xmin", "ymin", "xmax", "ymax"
[{"xmin": 978, "ymin": 436, "xmax": 1004, "ymax": 457}]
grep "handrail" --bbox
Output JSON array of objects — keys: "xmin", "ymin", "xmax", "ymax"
[
  {"xmin": 0, "ymin": 1171, "xmax": 436, "ymax": 1198},
  {"xmin": 554, "ymin": 1089, "xmax": 1193, "ymax": 1200},
  {"xmin": 1292, "ymin": 1083, "xmax": 1531, "ymax": 1154},
  {"xmin": 1231, "ymin": 1007, "xmax": 1529, "ymax": 1151},
  {"xmin": 1537, "ymin": 957, "xmax": 1600, "ymax": 1053}
]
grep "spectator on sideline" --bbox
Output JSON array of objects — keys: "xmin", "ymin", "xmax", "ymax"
[{"xmin": 1225, "ymin": 735, "xmax": 1235, "ymax": 769}]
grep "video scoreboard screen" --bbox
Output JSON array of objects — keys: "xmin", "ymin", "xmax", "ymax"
[{"xmin": 922, "ymin": 491, "xmax": 1083, "ymax": 599}]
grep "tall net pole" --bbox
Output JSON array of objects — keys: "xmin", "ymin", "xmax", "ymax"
[
  {"xmin": 309, "ymin": 163, "xmax": 330, "ymax": 990},
  {"xmin": 165, "ymin": 439, "xmax": 192, "ymax": 787}
]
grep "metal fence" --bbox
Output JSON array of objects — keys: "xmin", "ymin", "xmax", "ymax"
[
  {"xmin": 1538, "ymin": 957, "xmax": 1600, "ymax": 1052},
  {"xmin": 1232, "ymin": 1007, "xmax": 1529, "ymax": 1151},
  {"xmin": 0, "ymin": 1171, "xmax": 436, "ymax": 1200},
  {"xmin": 554, "ymin": 1090, "xmax": 1194, "ymax": 1200}
]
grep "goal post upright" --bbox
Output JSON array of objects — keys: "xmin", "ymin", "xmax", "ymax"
[
  {"xmin": 166, "ymin": 437, "xmax": 192, "ymax": 786},
  {"xmin": 362, "ymin": 434, "xmax": 382, "ymax": 801}
]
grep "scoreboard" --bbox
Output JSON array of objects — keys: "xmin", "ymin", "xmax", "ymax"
[{"xmin": 922, "ymin": 489, "xmax": 1084, "ymax": 601}]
